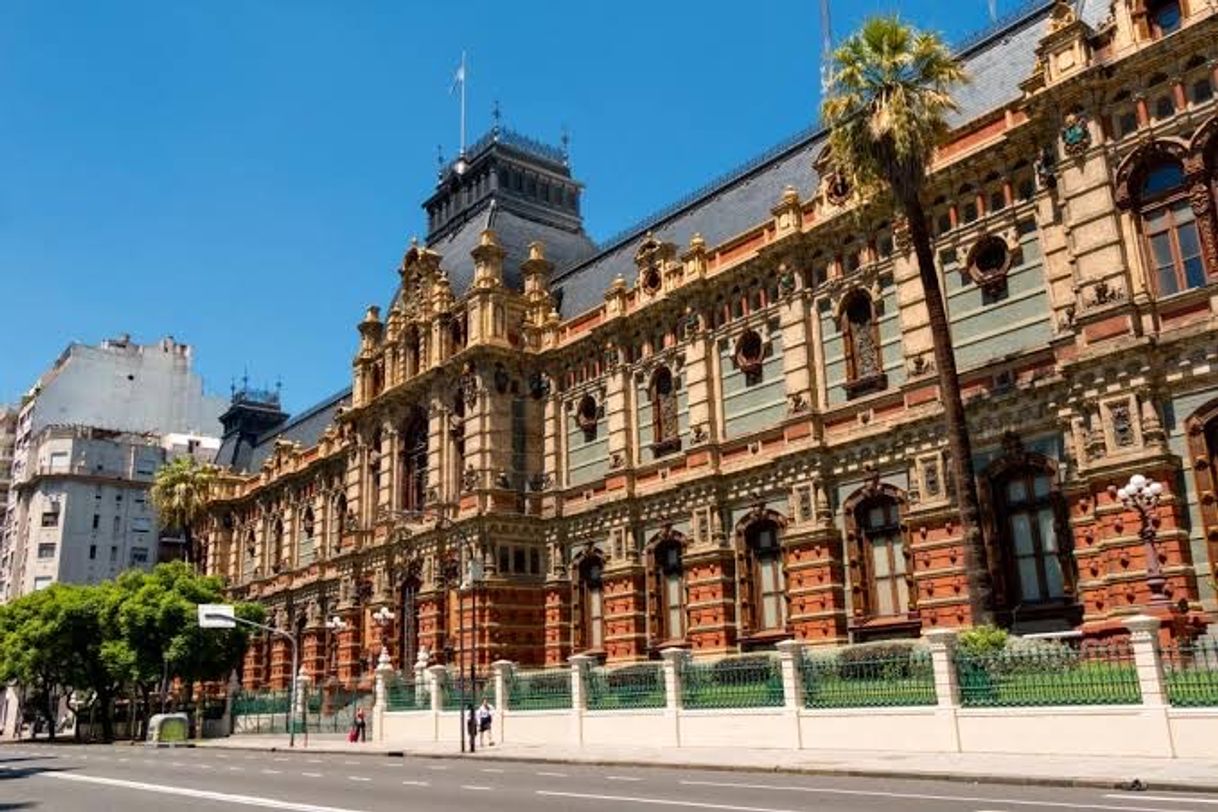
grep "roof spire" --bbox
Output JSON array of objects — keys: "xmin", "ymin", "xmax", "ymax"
[
  {"xmin": 492, "ymin": 99, "xmax": 502, "ymax": 139},
  {"xmin": 560, "ymin": 125, "xmax": 570, "ymax": 166}
]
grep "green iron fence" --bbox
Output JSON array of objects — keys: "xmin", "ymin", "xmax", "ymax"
[
  {"xmin": 1162, "ymin": 637, "xmax": 1218, "ymax": 707},
  {"xmin": 231, "ymin": 689, "xmax": 292, "ymax": 734},
  {"xmin": 801, "ymin": 644, "xmax": 937, "ymax": 709},
  {"xmin": 440, "ymin": 673, "xmax": 491, "ymax": 712},
  {"xmin": 508, "ymin": 669, "xmax": 573, "ymax": 711},
  {"xmin": 585, "ymin": 663, "xmax": 666, "ymax": 710},
  {"xmin": 955, "ymin": 639, "xmax": 1140, "ymax": 707},
  {"xmin": 681, "ymin": 654, "xmax": 784, "ymax": 709},
  {"xmin": 384, "ymin": 674, "xmax": 430, "ymax": 712}
]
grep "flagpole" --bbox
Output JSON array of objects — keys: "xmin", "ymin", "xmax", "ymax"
[{"xmin": 459, "ymin": 51, "xmax": 467, "ymax": 156}]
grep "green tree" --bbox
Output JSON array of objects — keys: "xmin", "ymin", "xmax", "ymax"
[
  {"xmin": 150, "ymin": 454, "xmax": 215, "ymax": 566},
  {"xmin": 822, "ymin": 16, "xmax": 992, "ymax": 623}
]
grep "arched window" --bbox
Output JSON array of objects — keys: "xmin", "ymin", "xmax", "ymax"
[
  {"xmin": 369, "ymin": 429, "xmax": 383, "ymax": 503},
  {"xmin": 842, "ymin": 292, "xmax": 886, "ymax": 398},
  {"xmin": 650, "ymin": 367, "xmax": 680, "ymax": 454},
  {"xmin": 400, "ymin": 409, "xmax": 428, "ymax": 511},
  {"xmin": 272, "ymin": 518, "xmax": 285, "ymax": 570},
  {"xmin": 745, "ymin": 520, "xmax": 786, "ymax": 633},
  {"xmin": 652, "ymin": 537, "xmax": 685, "ymax": 643},
  {"xmin": 302, "ymin": 507, "xmax": 315, "ymax": 539},
  {"xmin": 854, "ymin": 496, "xmax": 909, "ymax": 618},
  {"xmin": 332, "ymin": 492, "xmax": 348, "ymax": 552},
  {"xmin": 994, "ymin": 467, "xmax": 1068, "ymax": 607},
  {"xmin": 1138, "ymin": 160, "xmax": 1206, "ymax": 295},
  {"xmin": 1148, "ymin": 0, "xmax": 1182, "ymax": 38},
  {"xmin": 578, "ymin": 555, "xmax": 605, "ymax": 651}
]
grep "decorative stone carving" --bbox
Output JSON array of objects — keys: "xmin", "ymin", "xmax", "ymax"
[
  {"xmin": 529, "ymin": 371, "xmax": 551, "ymax": 400},
  {"xmin": 824, "ymin": 170, "xmax": 851, "ymax": 206},
  {"xmin": 789, "ymin": 392, "xmax": 809, "ymax": 414},
  {"xmin": 1109, "ymin": 401, "xmax": 1135, "ymax": 448},
  {"xmin": 306, "ymin": 598, "xmax": 322, "ymax": 628},
  {"xmin": 528, "ymin": 472, "xmax": 554, "ymax": 492},
  {"xmin": 778, "ymin": 265, "xmax": 797, "ymax": 298},
  {"xmin": 461, "ymin": 465, "xmax": 478, "ymax": 492},
  {"xmin": 908, "ymin": 354, "xmax": 934, "ymax": 377},
  {"xmin": 892, "ymin": 216, "xmax": 913, "ymax": 256},
  {"xmin": 691, "ymin": 424, "xmax": 708, "ymax": 444},
  {"xmin": 609, "ymin": 452, "xmax": 624, "ymax": 470},
  {"xmin": 459, "ymin": 363, "xmax": 478, "ymax": 407},
  {"xmin": 1060, "ymin": 113, "xmax": 1091, "ymax": 157},
  {"xmin": 1086, "ymin": 279, "xmax": 1126, "ymax": 308}
]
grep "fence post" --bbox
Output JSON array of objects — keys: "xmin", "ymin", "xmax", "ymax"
[
  {"xmin": 373, "ymin": 648, "xmax": 393, "ymax": 743},
  {"xmin": 427, "ymin": 664, "xmax": 447, "ymax": 742},
  {"xmin": 569, "ymin": 654, "xmax": 592, "ymax": 746},
  {"xmin": 1125, "ymin": 614, "xmax": 1175, "ymax": 756},
  {"xmin": 492, "ymin": 660, "xmax": 513, "ymax": 745},
  {"xmin": 296, "ymin": 669, "xmax": 312, "ymax": 740},
  {"xmin": 659, "ymin": 648, "xmax": 687, "ymax": 747},
  {"xmin": 224, "ymin": 670, "xmax": 239, "ymax": 737},
  {"xmin": 924, "ymin": 628, "xmax": 962, "ymax": 752},
  {"xmin": 775, "ymin": 639, "xmax": 804, "ymax": 749}
]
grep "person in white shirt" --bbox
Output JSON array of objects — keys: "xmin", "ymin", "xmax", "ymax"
[{"xmin": 476, "ymin": 699, "xmax": 495, "ymax": 747}]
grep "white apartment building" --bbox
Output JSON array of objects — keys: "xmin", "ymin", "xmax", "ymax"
[{"xmin": 0, "ymin": 335, "xmax": 225, "ymax": 600}]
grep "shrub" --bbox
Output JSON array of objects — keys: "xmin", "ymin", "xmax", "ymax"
[
  {"xmin": 606, "ymin": 663, "xmax": 662, "ymax": 692},
  {"xmin": 838, "ymin": 639, "xmax": 922, "ymax": 680},
  {"xmin": 957, "ymin": 625, "xmax": 1008, "ymax": 656},
  {"xmin": 710, "ymin": 655, "xmax": 777, "ymax": 685}
]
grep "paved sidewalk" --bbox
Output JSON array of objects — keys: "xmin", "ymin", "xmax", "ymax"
[{"xmin": 196, "ymin": 734, "xmax": 1218, "ymax": 793}]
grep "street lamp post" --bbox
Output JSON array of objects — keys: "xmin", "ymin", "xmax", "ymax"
[
  {"xmin": 1116, "ymin": 473, "xmax": 1169, "ymax": 606},
  {"xmin": 372, "ymin": 606, "xmax": 395, "ymax": 664}
]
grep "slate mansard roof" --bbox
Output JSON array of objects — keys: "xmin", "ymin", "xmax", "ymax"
[
  {"xmin": 550, "ymin": 0, "xmax": 1107, "ymax": 317},
  {"xmin": 222, "ymin": 0, "xmax": 1108, "ymax": 473}
]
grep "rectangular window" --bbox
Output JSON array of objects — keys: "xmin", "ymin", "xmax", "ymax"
[
  {"xmin": 89, "ymin": 545, "xmax": 97, "ymax": 561},
  {"xmin": 130, "ymin": 548, "xmax": 148, "ymax": 565},
  {"xmin": 132, "ymin": 517, "xmax": 151, "ymax": 533},
  {"xmin": 110, "ymin": 546, "xmax": 118, "ymax": 563},
  {"xmin": 588, "ymin": 588, "xmax": 604, "ymax": 648},
  {"xmin": 513, "ymin": 547, "xmax": 526, "ymax": 574},
  {"xmin": 33, "ymin": 576, "xmax": 51, "ymax": 591},
  {"xmin": 37, "ymin": 543, "xmax": 56, "ymax": 559},
  {"xmin": 92, "ymin": 514, "xmax": 100, "ymax": 530},
  {"xmin": 498, "ymin": 546, "xmax": 511, "ymax": 574},
  {"xmin": 41, "ymin": 511, "xmax": 59, "ymax": 528},
  {"xmin": 113, "ymin": 516, "xmax": 121, "ymax": 535},
  {"xmin": 665, "ymin": 572, "xmax": 683, "ymax": 638},
  {"xmin": 48, "ymin": 451, "xmax": 69, "ymax": 472},
  {"xmin": 529, "ymin": 548, "xmax": 541, "ymax": 575}
]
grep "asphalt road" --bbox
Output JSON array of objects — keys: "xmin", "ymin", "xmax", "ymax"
[{"xmin": 1, "ymin": 743, "xmax": 1216, "ymax": 812}]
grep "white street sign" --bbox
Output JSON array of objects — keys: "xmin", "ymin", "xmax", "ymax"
[{"xmin": 198, "ymin": 603, "xmax": 236, "ymax": 629}]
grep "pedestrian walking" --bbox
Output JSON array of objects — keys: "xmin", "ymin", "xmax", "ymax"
[
  {"xmin": 465, "ymin": 705, "xmax": 477, "ymax": 752},
  {"xmin": 353, "ymin": 707, "xmax": 367, "ymax": 743},
  {"xmin": 476, "ymin": 698, "xmax": 495, "ymax": 747}
]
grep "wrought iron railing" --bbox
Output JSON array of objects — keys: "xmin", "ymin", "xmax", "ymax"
[
  {"xmin": 1162, "ymin": 638, "xmax": 1218, "ymax": 707},
  {"xmin": 440, "ymin": 673, "xmax": 491, "ymax": 712},
  {"xmin": 384, "ymin": 675, "xmax": 429, "ymax": 712},
  {"xmin": 681, "ymin": 654, "xmax": 784, "ymax": 709},
  {"xmin": 508, "ymin": 669, "xmax": 573, "ymax": 711},
  {"xmin": 955, "ymin": 640, "xmax": 1140, "ymax": 707},
  {"xmin": 584, "ymin": 663, "xmax": 666, "ymax": 710},
  {"xmin": 802, "ymin": 644, "xmax": 937, "ymax": 709}
]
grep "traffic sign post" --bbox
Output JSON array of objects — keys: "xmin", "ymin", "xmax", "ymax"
[{"xmin": 198, "ymin": 605, "xmax": 299, "ymax": 747}]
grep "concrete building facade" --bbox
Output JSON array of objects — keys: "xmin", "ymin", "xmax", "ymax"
[
  {"xmin": 0, "ymin": 336, "xmax": 225, "ymax": 600},
  {"xmin": 197, "ymin": 0, "xmax": 1218, "ymax": 692}
]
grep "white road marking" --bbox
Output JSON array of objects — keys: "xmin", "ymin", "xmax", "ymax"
[
  {"xmin": 679, "ymin": 780, "xmax": 1202, "ymax": 812},
  {"xmin": 481, "ymin": 768, "xmax": 505, "ymax": 774},
  {"xmin": 274, "ymin": 757, "xmax": 289, "ymax": 762},
  {"xmin": 608, "ymin": 775, "xmax": 643, "ymax": 782},
  {"xmin": 307, "ymin": 759, "xmax": 323, "ymax": 764},
  {"xmin": 537, "ymin": 771, "xmax": 568, "ymax": 778},
  {"xmin": 1105, "ymin": 796, "xmax": 1218, "ymax": 806},
  {"xmin": 228, "ymin": 766, "xmax": 245, "ymax": 772},
  {"xmin": 216, "ymin": 754, "xmax": 229, "ymax": 759},
  {"xmin": 462, "ymin": 785, "xmax": 493, "ymax": 791},
  {"xmin": 302, "ymin": 772, "xmax": 323, "ymax": 778},
  {"xmin": 261, "ymin": 768, "xmax": 282, "ymax": 775},
  {"xmin": 428, "ymin": 765, "xmax": 448, "ymax": 771},
  {"xmin": 402, "ymin": 780, "xmax": 429, "ymax": 787},
  {"xmin": 117, "ymin": 758, "xmax": 129, "ymax": 763},
  {"xmin": 546, "ymin": 790, "xmax": 1198, "ymax": 812},
  {"xmin": 38, "ymin": 770, "xmax": 374, "ymax": 811},
  {"xmin": 197, "ymin": 764, "xmax": 214, "ymax": 770},
  {"xmin": 343, "ymin": 760, "xmax": 358, "ymax": 765},
  {"xmin": 347, "ymin": 776, "xmax": 370, "ymax": 782}
]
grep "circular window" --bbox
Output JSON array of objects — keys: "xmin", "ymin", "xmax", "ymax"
[
  {"xmin": 967, "ymin": 236, "xmax": 1013, "ymax": 294},
  {"xmin": 642, "ymin": 265, "xmax": 661, "ymax": 294},
  {"xmin": 576, "ymin": 394, "xmax": 598, "ymax": 432},
  {"xmin": 734, "ymin": 329, "xmax": 765, "ymax": 374}
]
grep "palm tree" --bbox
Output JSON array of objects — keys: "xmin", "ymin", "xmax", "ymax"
[
  {"xmin": 150, "ymin": 455, "xmax": 215, "ymax": 569},
  {"xmin": 822, "ymin": 16, "xmax": 993, "ymax": 623}
]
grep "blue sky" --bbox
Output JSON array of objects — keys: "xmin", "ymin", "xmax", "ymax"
[{"xmin": 1, "ymin": 0, "xmax": 1036, "ymax": 415}]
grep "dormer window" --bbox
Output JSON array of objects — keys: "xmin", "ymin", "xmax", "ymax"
[{"xmin": 1148, "ymin": 0, "xmax": 1182, "ymax": 37}]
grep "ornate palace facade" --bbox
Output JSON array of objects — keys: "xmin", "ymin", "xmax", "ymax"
[{"xmin": 201, "ymin": 0, "xmax": 1218, "ymax": 690}]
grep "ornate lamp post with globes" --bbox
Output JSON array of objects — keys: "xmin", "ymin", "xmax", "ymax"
[
  {"xmin": 372, "ymin": 605, "xmax": 396, "ymax": 664},
  {"xmin": 1115, "ymin": 473, "xmax": 1170, "ymax": 606}
]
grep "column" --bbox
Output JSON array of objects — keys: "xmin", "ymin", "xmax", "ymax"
[
  {"xmin": 569, "ymin": 654, "xmax": 592, "ymax": 746},
  {"xmin": 660, "ymin": 647, "xmax": 686, "ymax": 747},
  {"xmin": 427, "ymin": 664, "xmax": 447, "ymax": 742},
  {"xmin": 492, "ymin": 660, "xmax": 513, "ymax": 744},
  {"xmin": 373, "ymin": 648, "xmax": 393, "ymax": 742},
  {"xmin": 1125, "ymin": 614, "xmax": 1175, "ymax": 756},
  {"xmin": 924, "ymin": 628, "xmax": 962, "ymax": 753},
  {"xmin": 775, "ymin": 639, "xmax": 804, "ymax": 749}
]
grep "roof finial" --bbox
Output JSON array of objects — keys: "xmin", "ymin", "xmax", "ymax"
[
  {"xmin": 560, "ymin": 125, "xmax": 571, "ymax": 166},
  {"xmin": 436, "ymin": 144, "xmax": 445, "ymax": 180},
  {"xmin": 492, "ymin": 99, "xmax": 502, "ymax": 139}
]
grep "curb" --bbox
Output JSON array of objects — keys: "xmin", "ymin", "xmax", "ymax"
[{"xmin": 193, "ymin": 742, "xmax": 1218, "ymax": 795}]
